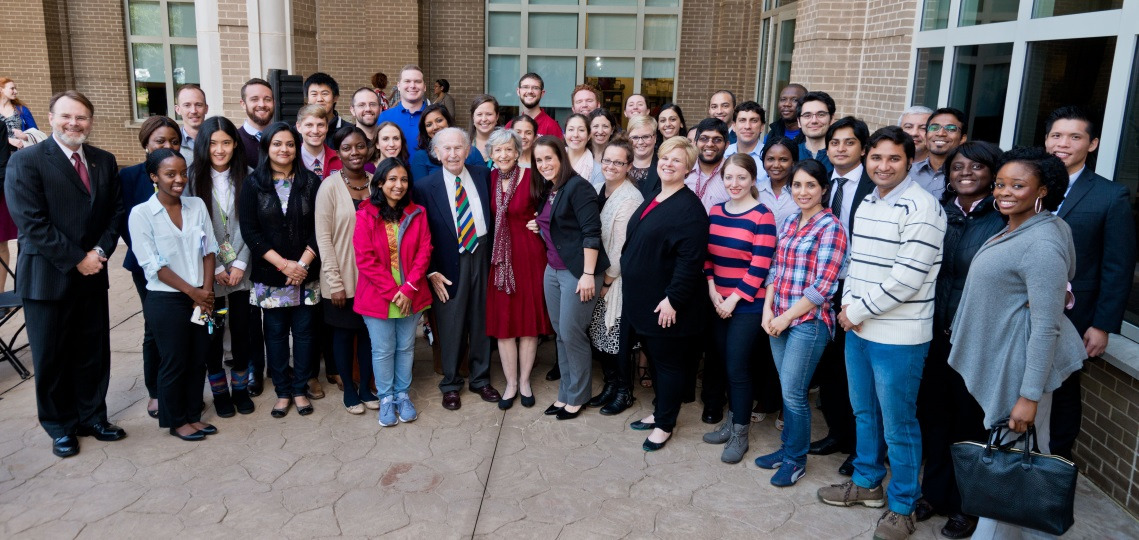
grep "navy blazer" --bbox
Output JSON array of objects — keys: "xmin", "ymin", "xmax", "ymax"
[
  {"xmin": 118, "ymin": 163, "xmax": 156, "ymax": 273},
  {"xmin": 1057, "ymin": 168, "xmax": 1135, "ymax": 335},
  {"xmin": 5, "ymin": 136, "xmax": 123, "ymax": 300},
  {"xmin": 413, "ymin": 164, "xmax": 493, "ymax": 298}
]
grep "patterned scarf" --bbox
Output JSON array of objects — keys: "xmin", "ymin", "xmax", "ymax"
[{"xmin": 491, "ymin": 166, "xmax": 520, "ymax": 293}]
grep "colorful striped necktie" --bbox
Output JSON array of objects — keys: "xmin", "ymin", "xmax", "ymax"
[{"xmin": 455, "ymin": 175, "xmax": 478, "ymax": 252}]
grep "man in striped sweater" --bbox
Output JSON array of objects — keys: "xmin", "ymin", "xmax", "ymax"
[{"xmin": 817, "ymin": 126, "xmax": 946, "ymax": 540}]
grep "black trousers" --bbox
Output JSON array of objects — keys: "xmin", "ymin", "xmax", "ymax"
[
  {"xmin": 697, "ymin": 303, "xmax": 726, "ymax": 409},
  {"xmin": 145, "ymin": 291, "xmax": 208, "ymax": 429},
  {"xmin": 1049, "ymin": 369, "xmax": 1082, "ymax": 461},
  {"xmin": 916, "ymin": 332, "xmax": 986, "ymax": 515},
  {"xmin": 816, "ymin": 283, "xmax": 856, "ymax": 449},
  {"xmin": 24, "ymin": 280, "xmax": 112, "ymax": 438},
  {"xmin": 249, "ymin": 304, "xmax": 265, "ymax": 377},
  {"xmin": 751, "ymin": 329, "xmax": 782, "ymax": 414},
  {"xmin": 638, "ymin": 330, "xmax": 699, "ymax": 432},
  {"xmin": 130, "ymin": 270, "xmax": 161, "ymax": 399},
  {"xmin": 207, "ymin": 290, "xmax": 252, "ymax": 375}
]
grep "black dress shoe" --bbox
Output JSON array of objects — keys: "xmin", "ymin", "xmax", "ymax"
[
  {"xmin": 600, "ymin": 389, "xmax": 635, "ymax": 416},
  {"xmin": 587, "ymin": 383, "xmax": 618, "ymax": 408},
  {"xmin": 247, "ymin": 372, "xmax": 264, "ymax": 397},
  {"xmin": 169, "ymin": 428, "xmax": 206, "ymax": 441},
  {"xmin": 838, "ymin": 453, "xmax": 855, "ymax": 476},
  {"xmin": 701, "ymin": 405, "xmax": 724, "ymax": 425},
  {"xmin": 76, "ymin": 422, "xmax": 127, "ymax": 441},
  {"xmin": 147, "ymin": 408, "xmax": 159, "ymax": 419},
  {"xmin": 520, "ymin": 392, "xmax": 535, "ymax": 408},
  {"xmin": 941, "ymin": 513, "xmax": 978, "ymax": 539},
  {"xmin": 808, "ymin": 435, "xmax": 845, "ymax": 456},
  {"xmin": 52, "ymin": 435, "xmax": 79, "ymax": 458},
  {"xmin": 543, "ymin": 403, "xmax": 564, "ymax": 415},
  {"xmin": 555, "ymin": 407, "xmax": 582, "ymax": 420},
  {"xmin": 498, "ymin": 395, "xmax": 516, "ymax": 410},
  {"xmin": 914, "ymin": 498, "xmax": 935, "ymax": 522},
  {"xmin": 198, "ymin": 424, "xmax": 218, "ymax": 435},
  {"xmin": 630, "ymin": 419, "xmax": 655, "ymax": 431},
  {"xmin": 545, "ymin": 364, "xmax": 561, "ymax": 381}
]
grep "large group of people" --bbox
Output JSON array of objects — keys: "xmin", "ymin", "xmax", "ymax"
[{"xmin": 1, "ymin": 61, "xmax": 1133, "ymax": 540}]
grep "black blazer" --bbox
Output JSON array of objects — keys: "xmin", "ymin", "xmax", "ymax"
[
  {"xmin": 829, "ymin": 167, "xmax": 875, "ymax": 235},
  {"xmin": 1057, "ymin": 168, "xmax": 1135, "ymax": 334},
  {"xmin": 237, "ymin": 170, "xmax": 322, "ymax": 287},
  {"xmin": 636, "ymin": 157, "xmax": 663, "ymax": 200},
  {"xmin": 538, "ymin": 175, "xmax": 609, "ymax": 278},
  {"xmin": 413, "ymin": 164, "xmax": 493, "ymax": 298},
  {"xmin": 934, "ymin": 195, "xmax": 1006, "ymax": 332},
  {"xmin": 620, "ymin": 187, "xmax": 709, "ymax": 337},
  {"xmin": 4, "ymin": 136, "xmax": 123, "ymax": 300}
]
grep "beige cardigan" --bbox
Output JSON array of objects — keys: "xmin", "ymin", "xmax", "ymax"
[
  {"xmin": 597, "ymin": 179, "xmax": 643, "ymax": 330},
  {"xmin": 315, "ymin": 171, "xmax": 370, "ymax": 298}
]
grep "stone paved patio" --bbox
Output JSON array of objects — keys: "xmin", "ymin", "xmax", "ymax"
[{"xmin": 0, "ymin": 254, "xmax": 1137, "ymax": 539}]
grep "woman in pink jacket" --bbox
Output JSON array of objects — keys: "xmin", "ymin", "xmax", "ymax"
[{"xmin": 354, "ymin": 157, "xmax": 433, "ymax": 427}]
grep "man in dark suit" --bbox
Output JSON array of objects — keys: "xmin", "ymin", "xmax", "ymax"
[
  {"xmin": 1044, "ymin": 105, "xmax": 1135, "ymax": 460},
  {"xmin": 810, "ymin": 117, "xmax": 875, "ymax": 475},
  {"xmin": 4, "ymin": 90, "xmax": 126, "ymax": 458},
  {"xmin": 412, "ymin": 127, "xmax": 501, "ymax": 410}
]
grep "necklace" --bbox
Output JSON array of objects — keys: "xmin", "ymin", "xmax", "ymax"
[{"xmin": 343, "ymin": 175, "xmax": 369, "ymax": 191}]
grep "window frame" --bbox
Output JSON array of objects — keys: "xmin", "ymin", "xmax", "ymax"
[
  {"xmin": 123, "ymin": 0, "xmax": 199, "ymax": 122},
  {"xmin": 753, "ymin": 1, "xmax": 798, "ymax": 123}
]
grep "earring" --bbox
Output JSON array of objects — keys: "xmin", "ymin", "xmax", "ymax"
[
  {"xmin": 1034, "ymin": 197, "xmax": 1043, "ymax": 214},
  {"xmin": 945, "ymin": 182, "xmax": 956, "ymax": 194},
  {"xmin": 993, "ymin": 198, "xmax": 1000, "ymax": 212}
]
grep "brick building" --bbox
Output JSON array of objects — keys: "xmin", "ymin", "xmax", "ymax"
[{"xmin": 4, "ymin": 0, "xmax": 1139, "ymax": 517}]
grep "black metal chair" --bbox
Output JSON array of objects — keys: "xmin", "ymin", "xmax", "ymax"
[{"xmin": 0, "ymin": 257, "xmax": 30, "ymax": 379}]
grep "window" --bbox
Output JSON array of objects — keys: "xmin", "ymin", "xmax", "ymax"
[
  {"xmin": 1117, "ymin": 44, "xmax": 1139, "ymax": 328},
  {"xmin": 958, "ymin": 0, "xmax": 1020, "ymax": 26},
  {"xmin": 922, "ymin": 0, "xmax": 951, "ymax": 30},
  {"xmin": 911, "ymin": 48, "xmax": 944, "ymax": 109},
  {"xmin": 125, "ymin": 0, "xmax": 198, "ymax": 120},
  {"xmin": 485, "ymin": 0, "xmax": 682, "ymax": 126},
  {"xmin": 949, "ymin": 43, "xmax": 1013, "ymax": 143},
  {"xmin": 755, "ymin": 1, "xmax": 797, "ymax": 126},
  {"xmin": 1032, "ymin": 0, "xmax": 1122, "ymax": 18},
  {"xmin": 1015, "ymin": 37, "xmax": 1116, "ymax": 147}
]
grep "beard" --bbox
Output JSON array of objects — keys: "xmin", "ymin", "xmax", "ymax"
[
  {"xmin": 246, "ymin": 106, "xmax": 273, "ymax": 126},
  {"xmin": 699, "ymin": 153, "xmax": 724, "ymax": 166},
  {"xmin": 520, "ymin": 96, "xmax": 540, "ymax": 109},
  {"xmin": 54, "ymin": 129, "xmax": 88, "ymax": 147}
]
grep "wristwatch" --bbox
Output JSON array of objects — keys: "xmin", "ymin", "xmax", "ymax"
[
  {"xmin": 297, "ymin": 260, "xmax": 310, "ymax": 271},
  {"xmin": 93, "ymin": 246, "xmax": 107, "ymax": 258}
]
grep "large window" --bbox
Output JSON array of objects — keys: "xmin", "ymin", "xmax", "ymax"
[
  {"xmin": 124, "ymin": 0, "xmax": 198, "ymax": 120},
  {"xmin": 485, "ymin": 0, "xmax": 681, "ymax": 126},
  {"xmin": 949, "ymin": 43, "xmax": 1012, "ymax": 143},
  {"xmin": 1117, "ymin": 44, "xmax": 1139, "ymax": 329},
  {"xmin": 1015, "ymin": 37, "xmax": 1116, "ymax": 147},
  {"xmin": 755, "ymin": 1, "xmax": 798, "ymax": 126}
]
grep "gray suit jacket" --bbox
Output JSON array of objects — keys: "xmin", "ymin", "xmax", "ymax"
[{"xmin": 4, "ymin": 136, "xmax": 123, "ymax": 300}]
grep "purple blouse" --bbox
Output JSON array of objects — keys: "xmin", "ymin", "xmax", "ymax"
[{"xmin": 537, "ymin": 191, "xmax": 567, "ymax": 270}]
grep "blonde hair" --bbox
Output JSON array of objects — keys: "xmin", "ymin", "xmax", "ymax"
[
  {"xmin": 296, "ymin": 104, "xmax": 327, "ymax": 123},
  {"xmin": 626, "ymin": 114, "xmax": 658, "ymax": 134},
  {"xmin": 657, "ymin": 136, "xmax": 697, "ymax": 170}
]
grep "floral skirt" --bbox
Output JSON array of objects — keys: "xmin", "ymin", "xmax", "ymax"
[{"xmin": 250, "ymin": 280, "xmax": 321, "ymax": 309}]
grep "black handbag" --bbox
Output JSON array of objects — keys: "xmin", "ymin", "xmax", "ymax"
[{"xmin": 951, "ymin": 419, "xmax": 1078, "ymax": 535}]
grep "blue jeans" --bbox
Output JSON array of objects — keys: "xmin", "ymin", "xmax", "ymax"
[
  {"xmin": 845, "ymin": 331, "xmax": 928, "ymax": 515},
  {"xmin": 769, "ymin": 318, "xmax": 830, "ymax": 468},
  {"xmin": 364, "ymin": 314, "xmax": 421, "ymax": 398},
  {"xmin": 262, "ymin": 305, "xmax": 317, "ymax": 398}
]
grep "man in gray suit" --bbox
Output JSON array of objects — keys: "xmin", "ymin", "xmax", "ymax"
[
  {"xmin": 1045, "ymin": 105, "xmax": 1136, "ymax": 460},
  {"xmin": 5, "ymin": 90, "xmax": 125, "ymax": 458}
]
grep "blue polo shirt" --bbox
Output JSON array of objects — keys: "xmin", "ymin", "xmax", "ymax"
[
  {"xmin": 378, "ymin": 101, "xmax": 427, "ymax": 152},
  {"xmin": 798, "ymin": 141, "xmax": 833, "ymax": 175}
]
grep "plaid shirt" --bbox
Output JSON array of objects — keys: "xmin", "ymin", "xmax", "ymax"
[{"xmin": 767, "ymin": 209, "xmax": 848, "ymax": 335}]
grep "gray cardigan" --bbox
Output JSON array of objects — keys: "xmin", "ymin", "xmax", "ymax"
[
  {"xmin": 190, "ymin": 167, "xmax": 253, "ymax": 296},
  {"xmin": 948, "ymin": 212, "xmax": 1085, "ymax": 426}
]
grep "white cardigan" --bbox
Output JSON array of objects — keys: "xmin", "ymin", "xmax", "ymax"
[{"xmin": 596, "ymin": 179, "xmax": 644, "ymax": 330}]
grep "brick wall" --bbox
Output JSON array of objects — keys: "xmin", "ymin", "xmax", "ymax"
[
  {"xmin": 419, "ymin": 0, "xmax": 485, "ymax": 128},
  {"xmin": 1075, "ymin": 358, "xmax": 1139, "ymax": 519},
  {"xmin": 218, "ymin": 0, "xmax": 251, "ymax": 120},
  {"xmin": 790, "ymin": 0, "xmax": 915, "ymax": 130},
  {"xmin": 292, "ymin": 0, "xmax": 319, "ymax": 79},
  {"xmin": 675, "ymin": 0, "xmax": 762, "ymax": 123}
]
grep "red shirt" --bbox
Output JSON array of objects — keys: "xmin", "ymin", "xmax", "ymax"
[
  {"xmin": 641, "ymin": 199, "xmax": 660, "ymax": 219},
  {"xmin": 507, "ymin": 109, "xmax": 564, "ymax": 139}
]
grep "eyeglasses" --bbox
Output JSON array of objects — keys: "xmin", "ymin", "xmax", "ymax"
[
  {"xmin": 927, "ymin": 123, "xmax": 961, "ymax": 133},
  {"xmin": 799, "ymin": 112, "xmax": 831, "ymax": 121},
  {"xmin": 601, "ymin": 158, "xmax": 628, "ymax": 167},
  {"xmin": 697, "ymin": 136, "xmax": 726, "ymax": 145},
  {"xmin": 518, "ymin": 85, "xmax": 543, "ymax": 92},
  {"xmin": 950, "ymin": 162, "xmax": 988, "ymax": 172},
  {"xmin": 630, "ymin": 135, "xmax": 654, "ymax": 143}
]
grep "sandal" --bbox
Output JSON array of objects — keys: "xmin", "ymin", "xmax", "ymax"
[{"xmin": 638, "ymin": 354, "xmax": 653, "ymax": 388}]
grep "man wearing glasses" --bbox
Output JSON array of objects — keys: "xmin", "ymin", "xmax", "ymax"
[
  {"xmin": 910, "ymin": 107, "xmax": 968, "ymax": 200},
  {"xmin": 796, "ymin": 91, "xmax": 837, "ymax": 174},
  {"xmin": 508, "ymin": 73, "xmax": 563, "ymax": 139}
]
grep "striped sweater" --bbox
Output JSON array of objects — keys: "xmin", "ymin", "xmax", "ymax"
[
  {"xmin": 842, "ymin": 178, "xmax": 945, "ymax": 345},
  {"xmin": 705, "ymin": 202, "xmax": 778, "ymax": 314}
]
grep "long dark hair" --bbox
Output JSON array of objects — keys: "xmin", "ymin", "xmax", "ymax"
[
  {"xmin": 417, "ymin": 102, "xmax": 454, "ymax": 153},
  {"xmin": 375, "ymin": 120, "xmax": 410, "ymax": 163},
  {"xmin": 190, "ymin": 116, "xmax": 247, "ymax": 220},
  {"xmin": 533, "ymin": 135, "xmax": 576, "ymax": 193},
  {"xmin": 510, "ymin": 113, "xmax": 538, "ymax": 165},
  {"xmin": 252, "ymin": 122, "xmax": 307, "ymax": 192},
  {"xmin": 657, "ymin": 103, "xmax": 688, "ymax": 139},
  {"xmin": 371, "ymin": 157, "xmax": 413, "ymax": 222}
]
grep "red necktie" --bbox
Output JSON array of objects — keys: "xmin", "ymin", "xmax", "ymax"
[{"xmin": 71, "ymin": 152, "xmax": 91, "ymax": 192}]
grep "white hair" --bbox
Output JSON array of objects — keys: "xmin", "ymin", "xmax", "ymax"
[
  {"xmin": 898, "ymin": 105, "xmax": 934, "ymax": 124},
  {"xmin": 429, "ymin": 127, "xmax": 471, "ymax": 160},
  {"xmin": 485, "ymin": 127, "xmax": 521, "ymax": 159}
]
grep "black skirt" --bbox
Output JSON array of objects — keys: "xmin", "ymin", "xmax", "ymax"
[{"xmin": 322, "ymin": 297, "xmax": 366, "ymax": 329}]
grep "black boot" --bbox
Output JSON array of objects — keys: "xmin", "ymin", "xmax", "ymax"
[
  {"xmin": 230, "ymin": 369, "xmax": 255, "ymax": 415},
  {"xmin": 588, "ymin": 382, "xmax": 618, "ymax": 408},
  {"xmin": 600, "ymin": 388, "xmax": 635, "ymax": 415},
  {"xmin": 247, "ymin": 370, "xmax": 264, "ymax": 397},
  {"xmin": 210, "ymin": 372, "xmax": 235, "ymax": 418}
]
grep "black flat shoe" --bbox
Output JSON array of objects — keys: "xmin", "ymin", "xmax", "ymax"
[
  {"xmin": 838, "ymin": 453, "xmax": 855, "ymax": 476},
  {"xmin": 271, "ymin": 400, "xmax": 290, "ymax": 418},
  {"xmin": 543, "ymin": 403, "xmax": 564, "ymax": 415},
  {"xmin": 197, "ymin": 424, "xmax": 218, "ymax": 435},
  {"xmin": 545, "ymin": 365, "xmax": 561, "ymax": 381},
  {"xmin": 169, "ymin": 428, "xmax": 206, "ymax": 441},
  {"xmin": 147, "ymin": 409, "xmax": 159, "ymax": 419},
  {"xmin": 498, "ymin": 395, "xmax": 516, "ymax": 410},
  {"xmin": 555, "ymin": 407, "xmax": 582, "ymax": 420},
  {"xmin": 643, "ymin": 434, "xmax": 671, "ymax": 452},
  {"xmin": 520, "ymin": 392, "xmax": 535, "ymax": 408},
  {"xmin": 941, "ymin": 513, "xmax": 978, "ymax": 539},
  {"xmin": 52, "ymin": 435, "xmax": 79, "ymax": 458},
  {"xmin": 914, "ymin": 498, "xmax": 935, "ymax": 522},
  {"xmin": 295, "ymin": 398, "xmax": 314, "ymax": 416},
  {"xmin": 630, "ymin": 420, "xmax": 655, "ymax": 431}
]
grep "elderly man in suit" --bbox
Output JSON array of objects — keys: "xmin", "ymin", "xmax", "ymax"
[
  {"xmin": 5, "ymin": 90, "xmax": 126, "ymax": 458},
  {"xmin": 1044, "ymin": 105, "xmax": 1135, "ymax": 460},
  {"xmin": 413, "ymin": 127, "xmax": 501, "ymax": 410}
]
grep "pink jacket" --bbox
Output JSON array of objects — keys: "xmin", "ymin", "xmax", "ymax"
[{"xmin": 353, "ymin": 200, "xmax": 433, "ymax": 319}]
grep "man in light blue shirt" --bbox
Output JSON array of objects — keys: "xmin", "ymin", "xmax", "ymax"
[{"xmin": 377, "ymin": 65, "xmax": 428, "ymax": 152}]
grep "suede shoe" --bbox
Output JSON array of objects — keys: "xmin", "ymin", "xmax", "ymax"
[
  {"xmin": 770, "ymin": 462, "xmax": 805, "ymax": 487},
  {"xmin": 754, "ymin": 449, "xmax": 784, "ymax": 470},
  {"xmin": 873, "ymin": 510, "xmax": 916, "ymax": 540},
  {"xmin": 817, "ymin": 480, "xmax": 885, "ymax": 508},
  {"xmin": 702, "ymin": 419, "xmax": 731, "ymax": 444}
]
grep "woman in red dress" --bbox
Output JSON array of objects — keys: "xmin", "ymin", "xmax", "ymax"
[{"xmin": 485, "ymin": 127, "xmax": 552, "ymax": 410}]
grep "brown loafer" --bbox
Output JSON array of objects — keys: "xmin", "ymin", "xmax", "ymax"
[
  {"xmin": 473, "ymin": 384, "xmax": 502, "ymax": 403},
  {"xmin": 442, "ymin": 391, "xmax": 461, "ymax": 410},
  {"xmin": 306, "ymin": 378, "xmax": 325, "ymax": 399},
  {"xmin": 327, "ymin": 374, "xmax": 344, "ymax": 391}
]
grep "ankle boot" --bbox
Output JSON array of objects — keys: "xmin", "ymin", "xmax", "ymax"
[
  {"xmin": 209, "ymin": 372, "xmax": 235, "ymax": 418},
  {"xmin": 703, "ymin": 416, "xmax": 732, "ymax": 444},
  {"xmin": 588, "ymin": 382, "xmax": 618, "ymax": 408},
  {"xmin": 599, "ymin": 388, "xmax": 635, "ymax": 415},
  {"xmin": 721, "ymin": 423, "xmax": 750, "ymax": 464},
  {"xmin": 230, "ymin": 369, "xmax": 255, "ymax": 414}
]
